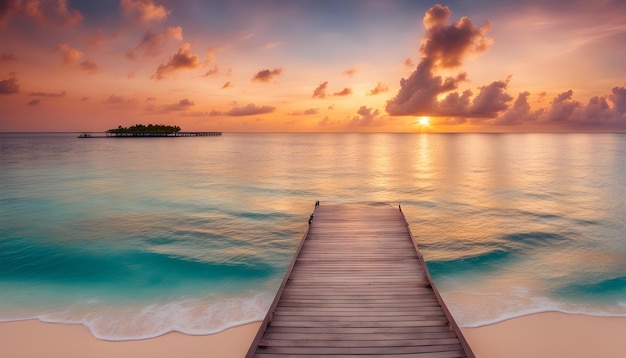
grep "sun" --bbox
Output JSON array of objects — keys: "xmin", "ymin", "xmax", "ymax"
[{"xmin": 417, "ymin": 116, "xmax": 430, "ymax": 126}]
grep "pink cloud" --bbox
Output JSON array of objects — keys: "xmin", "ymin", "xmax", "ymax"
[
  {"xmin": 1, "ymin": 53, "xmax": 17, "ymax": 61},
  {"xmin": 26, "ymin": 99, "xmax": 40, "ymax": 106},
  {"xmin": 312, "ymin": 81, "xmax": 328, "ymax": 98},
  {"xmin": 403, "ymin": 57, "xmax": 414, "ymax": 68},
  {"xmin": 152, "ymin": 43, "xmax": 201, "ymax": 80},
  {"xmin": 80, "ymin": 59, "xmax": 98, "ymax": 74},
  {"xmin": 1, "ymin": 0, "xmax": 82, "ymax": 27},
  {"xmin": 0, "ymin": 73, "xmax": 19, "ymax": 94},
  {"xmin": 252, "ymin": 68, "xmax": 282, "ymax": 82},
  {"xmin": 333, "ymin": 88, "xmax": 352, "ymax": 97},
  {"xmin": 120, "ymin": 0, "xmax": 169, "ymax": 23},
  {"xmin": 386, "ymin": 5, "xmax": 498, "ymax": 118},
  {"xmin": 494, "ymin": 86, "xmax": 626, "ymax": 128},
  {"xmin": 29, "ymin": 90, "xmax": 66, "ymax": 97}
]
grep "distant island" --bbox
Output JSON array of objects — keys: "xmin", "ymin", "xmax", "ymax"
[{"xmin": 107, "ymin": 124, "xmax": 181, "ymax": 134}]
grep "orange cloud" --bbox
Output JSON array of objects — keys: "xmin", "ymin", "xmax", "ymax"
[
  {"xmin": 221, "ymin": 81, "xmax": 232, "ymax": 89},
  {"xmin": 150, "ymin": 98, "xmax": 195, "ymax": 112},
  {"xmin": 349, "ymin": 106, "xmax": 384, "ymax": 127},
  {"xmin": 252, "ymin": 68, "xmax": 282, "ymax": 82},
  {"xmin": 57, "ymin": 43, "xmax": 83, "ymax": 64},
  {"xmin": 0, "ymin": 73, "xmax": 19, "ymax": 94},
  {"xmin": 343, "ymin": 68, "xmax": 356, "ymax": 77},
  {"xmin": 333, "ymin": 88, "xmax": 352, "ymax": 97},
  {"xmin": 204, "ymin": 66, "xmax": 219, "ymax": 77},
  {"xmin": 312, "ymin": 81, "xmax": 328, "ymax": 98},
  {"xmin": 26, "ymin": 99, "xmax": 40, "ymax": 106},
  {"xmin": 368, "ymin": 82, "xmax": 389, "ymax": 95},
  {"xmin": 120, "ymin": 0, "xmax": 169, "ymax": 23},
  {"xmin": 289, "ymin": 108, "xmax": 319, "ymax": 116},
  {"xmin": 153, "ymin": 43, "xmax": 201, "ymax": 80},
  {"xmin": 225, "ymin": 103, "xmax": 275, "ymax": 116},
  {"xmin": 126, "ymin": 26, "xmax": 182, "ymax": 60}
]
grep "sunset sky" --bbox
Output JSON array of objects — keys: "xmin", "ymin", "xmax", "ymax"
[{"xmin": 1, "ymin": 0, "xmax": 625, "ymax": 132}]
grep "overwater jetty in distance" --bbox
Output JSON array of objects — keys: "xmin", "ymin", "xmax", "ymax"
[{"xmin": 246, "ymin": 202, "xmax": 474, "ymax": 357}]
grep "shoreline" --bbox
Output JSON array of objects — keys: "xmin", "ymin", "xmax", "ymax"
[{"xmin": 1, "ymin": 312, "xmax": 625, "ymax": 357}]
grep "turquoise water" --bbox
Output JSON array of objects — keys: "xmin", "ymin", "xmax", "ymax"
[{"xmin": 1, "ymin": 132, "xmax": 625, "ymax": 339}]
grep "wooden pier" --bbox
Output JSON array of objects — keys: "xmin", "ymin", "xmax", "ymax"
[{"xmin": 246, "ymin": 203, "xmax": 474, "ymax": 358}]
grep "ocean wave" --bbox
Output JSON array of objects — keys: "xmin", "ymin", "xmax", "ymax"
[{"xmin": 2, "ymin": 291, "xmax": 273, "ymax": 341}]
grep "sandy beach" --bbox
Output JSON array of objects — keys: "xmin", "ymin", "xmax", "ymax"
[
  {"xmin": 2, "ymin": 312, "xmax": 626, "ymax": 357},
  {"xmin": 0, "ymin": 320, "xmax": 260, "ymax": 358},
  {"xmin": 462, "ymin": 312, "xmax": 626, "ymax": 358}
]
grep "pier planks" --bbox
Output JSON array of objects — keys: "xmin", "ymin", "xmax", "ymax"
[{"xmin": 246, "ymin": 203, "xmax": 474, "ymax": 357}]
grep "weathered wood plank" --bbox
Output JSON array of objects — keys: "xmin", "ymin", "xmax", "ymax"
[{"xmin": 245, "ymin": 203, "xmax": 474, "ymax": 358}]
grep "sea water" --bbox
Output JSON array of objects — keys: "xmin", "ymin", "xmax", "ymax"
[{"xmin": 0, "ymin": 132, "xmax": 624, "ymax": 340}]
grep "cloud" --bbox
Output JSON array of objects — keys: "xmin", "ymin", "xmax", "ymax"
[
  {"xmin": 155, "ymin": 98, "xmax": 195, "ymax": 112},
  {"xmin": 368, "ymin": 82, "xmax": 389, "ymax": 95},
  {"xmin": 468, "ymin": 78, "xmax": 513, "ymax": 118},
  {"xmin": 1, "ymin": 0, "xmax": 82, "ymax": 27},
  {"xmin": 104, "ymin": 94, "xmax": 136, "ymax": 106},
  {"xmin": 152, "ymin": 43, "xmax": 201, "ymax": 80},
  {"xmin": 57, "ymin": 43, "xmax": 83, "ymax": 64},
  {"xmin": 312, "ymin": 81, "xmax": 328, "ymax": 98},
  {"xmin": 0, "ymin": 73, "xmax": 19, "ymax": 94},
  {"xmin": 204, "ymin": 65, "xmax": 219, "ymax": 77},
  {"xmin": 26, "ymin": 99, "xmax": 40, "ymax": 106},
  {"xmin": 333, "ymin": 88, "xmax": 353, "ymax": 97},
  {"xmin": 1, "ymin": 53, "xmax": 17, "ymax": 61},
  {"xmin": 80, "ymin": 59, "xmax": 98, "ymax": 74},
  {"xmin": 252, "ymin": 68, "xmax": 282, "ymax": 82},
  {"xmin": 289, "ymin": 108, "xmax": 319, "ymax": 116},
  {"xmin": 420, "ymin": 4, "xmax": 492, "ymax": 69},
  {"xmin": 386, "ymin": 5, "xmax": 495, "ymax": 117},
  {"xmin": 493, "ymin": 86, "xmax": 626, "ymax": 128},
  {"xmin": 30, "ymin": 90, "xmax": 66, "ymax": 98},
  {"xmin": 120, "ymin": 0, "xmax": 169, "ymax": 23},
  {"xmin": 349, "ymin": 106, "xmax": 382, "ymax": 127},
  {"xmin": 221, "ymin": 81, "xmax": 233, "ymax": 89},
  {"xmin": 126, "ymin": 26, "xmax": 182, "ymax": 60},
  {"xmin": 224, "ymin": 103, "xmax": 275, "ymax": 116},
  {"xmin": 343, "ymin": 68, "xmax": 357, "ymax": 77},
  {"xmin": 403, "ymin": 57, "xmax": 414, "ymax": 68}
]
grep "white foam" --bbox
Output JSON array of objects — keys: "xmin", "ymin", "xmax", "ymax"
[{"xmin": 28, "ymin": 291, "xmax": 273, "ymax": 341}]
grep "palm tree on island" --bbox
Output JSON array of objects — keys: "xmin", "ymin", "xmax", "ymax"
[{"xmin": 107, "ymin": 124, "xmax": 181, "ymax": 134}]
